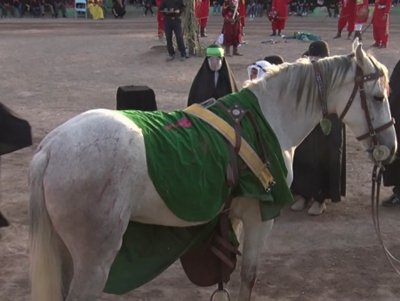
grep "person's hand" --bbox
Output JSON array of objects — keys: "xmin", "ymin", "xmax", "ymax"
[
  {"xmin": 382, "ymin": 14, "xmax": 387, "ymax": 21},
  {"xmin": 174, "ymin": 9, "xmax": 180, "ymax": 13}
]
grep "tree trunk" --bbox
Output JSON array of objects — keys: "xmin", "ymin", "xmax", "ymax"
[{"xmin": 181, "ymin": 0, "xmax": 203, "ymax": 56}]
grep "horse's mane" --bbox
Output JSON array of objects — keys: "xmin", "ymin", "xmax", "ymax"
[{"xmin": 244, "ymin": 52, "xmax": 389, "ymax": 111}]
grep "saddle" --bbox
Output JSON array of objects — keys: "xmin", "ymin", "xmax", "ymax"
[{"xmin": 180, "ymin": 99, "xmax": 270, "ymax": 288}]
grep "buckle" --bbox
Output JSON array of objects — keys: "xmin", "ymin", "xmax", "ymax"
[{"xmin": 200, "ymin": 98, "xmax": 217, "ymax": 109}]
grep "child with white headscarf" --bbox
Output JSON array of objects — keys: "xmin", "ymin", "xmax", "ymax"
[{"xmin": 247, "ymin": 60, "xmax": 272, "ymax": 80}]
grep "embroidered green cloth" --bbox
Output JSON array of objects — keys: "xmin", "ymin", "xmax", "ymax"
[
  {"xmin": 284, "ymin": 32, "xmax": 321, "ymax": 41},
  {"xmin": 103, "ymin": 88, "xmax": 293, "ymax": 295}
]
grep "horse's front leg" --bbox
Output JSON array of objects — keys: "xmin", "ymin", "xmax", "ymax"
[{"xmin": 231, "ymin": 198, "xmax": 274, "ymax": 301}]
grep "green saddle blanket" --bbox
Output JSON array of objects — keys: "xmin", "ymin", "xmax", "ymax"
[{"xmin": 103, "ymin": 88, "xmax": 293, "ymax": 295}]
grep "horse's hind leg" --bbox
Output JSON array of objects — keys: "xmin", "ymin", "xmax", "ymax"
[
  {"xmin": 231, "ymin": 198, "xmax": 274, "ymax": 301},
  {"xmin": 46, "ymin": 192, "xmax": 131, "ymax": 301}
]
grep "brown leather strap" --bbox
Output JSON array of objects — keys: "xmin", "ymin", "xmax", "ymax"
[
  {"xmin": 210, "ymin": 245, "xmax": 236, "ymax": 269},
  {"xmin": 356, "ymin": 118, "xmax": 395, "ymax": 141},
  {"xmin": 339, "ymin": 81, "xmax": 360, "ymax": 120},
  {"xmin": 312, "ymin": 61, "xmax": 329, "ymax": 119},
  {"xmin": 213, "ymin": 234, "xmax": 242, "ymax": 256}
]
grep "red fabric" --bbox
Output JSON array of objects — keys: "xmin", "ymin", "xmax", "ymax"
[
  {"xmin": 272, "ymin": 0, "xmax": 288, "ymax": 18},
  {"xmin": 156, "ymin": 0, "xmax": 164, "ymax": 35},
  {"xmin": 271, "ymin": 0, "xmax": 288, "ymax": 30},
  {"xmin": 195, "ymin": 0, "xmax": 210, "ymax": 28},
  {"xmin": 355, "ymin": 0, "xmax": 369, "ymax": 24},
  {"xmin": 337, "ymin": 0, "xmax": 356, "ymax": 31},
  {"xmin": 222, "ymin": 4, "xmax": 242, "ymax": 46},
  {"xmin": 239, "ymin": 0, "xmax": 246, "ymax": 27},
  {"xmin": 272, "ymin": 19, "xmax": 286, "ymax": 30},
  {"xmin": 372, "ymin": 0, "xmax": 391, "ymax": 46},
  {"xmin": 372, "ymin": 0, "xmax": 391, "ymax": 28}
]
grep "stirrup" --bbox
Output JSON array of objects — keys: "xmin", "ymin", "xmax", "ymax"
[{"xmin": 210, "ymin": 288, "xmax": 232, "ymax": 301}]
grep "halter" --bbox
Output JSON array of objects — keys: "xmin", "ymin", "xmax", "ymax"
[{"xmin": 312, "ymin": 58, "xmax": 395, "ymax": 160}]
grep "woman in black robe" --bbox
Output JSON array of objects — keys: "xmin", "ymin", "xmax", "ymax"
[
  {"xmin": 0, "ymin": 102, "xmax": 32, "ymax": 228},
  {"xmin": 382, "ymin": 59, "xmax": 400, "ymax": 207},
  {"xmin": 290, "ymin": 40, "xmax": 346, "ymax": 215},
  {"xmin": 187, "ymin": 44, "xmax": 238, "ymax": 106}
]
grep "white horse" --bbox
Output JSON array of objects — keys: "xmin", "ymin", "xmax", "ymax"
[{"xmin": 28, "ymin": 40, "xmax": 396, "ymax": 301}]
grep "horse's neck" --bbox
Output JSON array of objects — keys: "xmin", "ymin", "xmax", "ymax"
[{"xmin": 249, "ymin": 78, "xmax": 325, "ymax": 152}]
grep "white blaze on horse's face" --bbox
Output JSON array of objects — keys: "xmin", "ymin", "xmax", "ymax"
[{"xmin": 337, "ymin": 39, "xmax": 397, "ymax": 164}]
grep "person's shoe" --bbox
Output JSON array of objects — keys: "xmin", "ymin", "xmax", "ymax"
[
  {"xmin": 179, "ymin": 56, "xmax": 186, "ymax": 61},
  {"xmin": 378, "ymin": 45, "xmax": 387, "ymax": 49},
  {"xmin": 371, "ymin": 43, "xmax": 379, "ymax": 47},
  {"xmin": 270, "ymin": 31, "xmax": 276, "ymax": 36},
  {"xmin": 291, "ymin": 197, "xmax": 306, "ymax": 211},
  {"xmin": 382, "ymin": 194, "xmax": 400, "ymax": 207},
  {"xmin": 308, "ymin": 201, "xmax": 326, "ymax": 216},
  {"xmin": 333, "ymin": 30, "xmax": 342, "ymax": 39},
  {"xmin": 166, "ymin": 55, "xmax": 175, "ymax": 61}
]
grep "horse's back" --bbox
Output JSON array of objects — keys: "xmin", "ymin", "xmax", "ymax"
[{"xmin": 34, "ymin": 108, "xmax": 148, "ymax": 212}]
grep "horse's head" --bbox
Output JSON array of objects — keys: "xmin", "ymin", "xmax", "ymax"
[{"xmin": 335, "ymin": 39, "xmax": 396, "ymax": 165}]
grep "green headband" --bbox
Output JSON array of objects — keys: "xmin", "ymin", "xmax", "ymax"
[{"xmin": 206, "ymin": 47, "xmax": 224, "ymax": 58}]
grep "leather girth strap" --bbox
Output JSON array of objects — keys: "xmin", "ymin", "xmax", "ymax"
[{"xmin": 180, "ymin": 101, "xmax": 252, "ymax": 289}]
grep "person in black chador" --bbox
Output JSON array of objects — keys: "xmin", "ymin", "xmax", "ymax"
[
  {"xmin": 290, "ymin": 40, "xmax": 346, "ymax": 216},
  {"xmin": 0, "ymin": 102, "xmax": 32, "ymax": 229},
  {"xmin": 382, "ymin": 59, "xmax": 400, "ymax": 207},
  {"xmin": 187, "ymin": 44, "xmax": 239, "ymax": 106}
]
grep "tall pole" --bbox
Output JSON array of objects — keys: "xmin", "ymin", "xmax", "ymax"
[{"xmin": 182, "ymin": 0, "xmax": 202, "ymax": 56}]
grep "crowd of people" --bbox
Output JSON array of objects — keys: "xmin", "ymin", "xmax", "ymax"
[
  {"xmin": 0, "ymin": 0, "xmax": 67, "ymax": 18},
  {"xmin": 0, "ymin": 0, "xmax": 126, "ymax": 18}
]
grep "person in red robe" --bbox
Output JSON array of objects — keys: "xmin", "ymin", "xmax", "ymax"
[
  {"xmin": 333, "ymin": 0, "xmax": 356, "ymax": 39},
  {"xmin": 156, "ymin": 0, "xmax": 164, "ymax": 39},
  {"xmin": 371, "ymin": 0, "xmax": 391, "ymax": 48},
  {"xmin": 239, "ymin": 0, "xmax": 246, "ymax": 35},
  {"xmin": 196, "ymin": 0, "xmax": 210, "ymax": 37},
  {"xmin": 222, "ymin": 0, "xmax": 242, "ymax": 56},
  {"xmin": 353, "ymin": 0, "xmax": 369, "ymax": 41},
  {"xmin": 271, "ymin": 0, "xmax": 288, "ymax": 36}
]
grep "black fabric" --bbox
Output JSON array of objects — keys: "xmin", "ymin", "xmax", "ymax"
[
  {"xmin": 291, "ymin": 45, "xmax": 346, "ymax": 203},
  {"xmin": 0, "ymin": 210, "xmax": 10, "ymax": 228},
  {"xmin": 187, "ymin": 56, "xmax": 238, "ymax": 106},
  {"xmin": 264, "ymin": 55, "xmax": 284, "ymax": 65},
  {"xmin": 116, "ymin": 85, "xmax": 157, "ymax": 111},
  {"xmin": 302, "ymin": 40, "xmax": 330, "ymax": 58},
  {"xmin": 384, "ymin": 59, "xmax": 400, "ymax": 188},
  {"xmin": 291, "ymin": 115, "xmax": 346, "ymax": 203},
  {"xmin": 0, "ymin": 102, "xmax": 32, "ymax": 156},
  {"xmin": 164, "ymin": 17, "xmax": 186, "ymax": 57},
  {"xmin": 159, "ymin": 0, "xmax": 185, "ymax": 16}
]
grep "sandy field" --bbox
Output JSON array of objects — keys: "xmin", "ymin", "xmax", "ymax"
[{"xmin": 1, "ymin": 12, "xmax": 400, "ymax": 301}]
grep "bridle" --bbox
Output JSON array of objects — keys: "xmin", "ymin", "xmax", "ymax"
[
  {"xmin": 313, "ymin": 58, "xmax": 394, "ymax": 159},
  {"xmin": 314, "ymin": 57, "xmax": 400, "ymax": 275}
]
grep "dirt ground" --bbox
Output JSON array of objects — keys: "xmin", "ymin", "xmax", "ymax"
[{"xmin": 1, "ymin": 13, "xmax": 400, "ymax": 301}]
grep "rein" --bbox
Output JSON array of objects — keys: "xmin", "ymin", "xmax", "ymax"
[
  {"xmin": 371, "ymin": 164, "xmax": 400, "ymax": 274},
  {"xmin": 313, "ymin": 58, "xmax": 400, "ymax": 274}
]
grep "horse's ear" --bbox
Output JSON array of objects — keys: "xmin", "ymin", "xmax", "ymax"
[
  {"xmin": 355, "ymin": 42, "xmax": 365, "ymax": 67},
  {"xmin": 352, "ymin": 37, "xmax": 360, "ymax": 52}
]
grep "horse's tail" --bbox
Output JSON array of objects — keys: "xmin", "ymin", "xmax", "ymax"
[{"xmin": 29, "ymin": 150, "xmax": 63, "ymax": 301}]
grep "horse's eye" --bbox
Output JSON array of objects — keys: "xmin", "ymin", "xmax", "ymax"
[{"xmin": 374, "ymin": 96, "xmax": 384, "ymax": 102}]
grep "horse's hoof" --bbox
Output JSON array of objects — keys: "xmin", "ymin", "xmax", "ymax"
[
  {"xmin": 291, "ymin": 198, "xmax": 306, "ymax": 211},
  {"xmin": 308, "ymin": 201, "xmax": 326, "ymax": 216}
]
